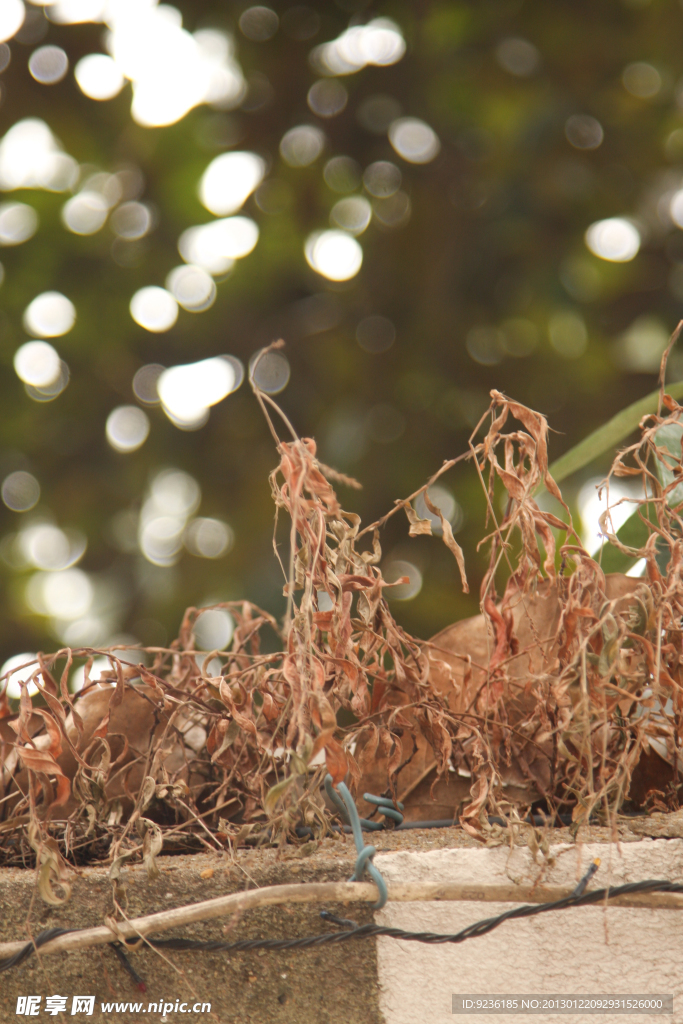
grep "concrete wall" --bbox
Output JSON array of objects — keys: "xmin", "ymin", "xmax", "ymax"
[
  {"xmin": 376, "ymin": 839, "xmax": 683, "ymax": 1024},
  {"xmin": 1, "ymin": 829, "xmax": 682, "ymax": 1024}
]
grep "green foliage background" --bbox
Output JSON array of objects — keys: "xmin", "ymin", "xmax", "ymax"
[{"xmin": 0, "ymin": 0, "xmax": 681, "ymax": 663}]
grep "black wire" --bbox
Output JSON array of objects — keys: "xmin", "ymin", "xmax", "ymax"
[
  {"xmin": 294, "ymin": 814, "xmax": 575, "ymax": 838},
  {"xmin": 109, "ymin": 943, "xmax": 147, "ymax": 992},
  {"xmin": 3, "ymin": 878, "xmax": 681, "ymax": 976},
  {"xmin": 3, "ymin": 877, "xmax": 681, "ymax": 977},
  {"xmin": 0, "ymin": 928, "xmax": 74, "ymax": 972},
  {"xmin": 141, "ymin": 880, "xmax": 683, "ymax": 953},
  {"xmin": 571, "ymin": 859, "xmax": 601, "ymax": 898}
]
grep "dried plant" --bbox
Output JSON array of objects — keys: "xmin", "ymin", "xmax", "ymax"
[{"xmin": 3, "ymin": 340, "xmax": 683, "ymax": 890}]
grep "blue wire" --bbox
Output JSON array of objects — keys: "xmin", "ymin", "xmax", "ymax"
[{"xmin": 324, "ymin": 774, "xmax": 400, "ymax": 909}]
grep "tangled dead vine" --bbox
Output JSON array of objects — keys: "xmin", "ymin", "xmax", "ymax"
[{"xmin": 3, "ymin": 340, "xmax": 683, "ymax": 897}]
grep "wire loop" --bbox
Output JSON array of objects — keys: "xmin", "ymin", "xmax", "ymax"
[
  {"xmin": 324, "ymin": 774, "xmax": 389, "ymax": 909},
  {"xmin": 361, "ymin": 792, "xmax": 405, "ymax": 828}
]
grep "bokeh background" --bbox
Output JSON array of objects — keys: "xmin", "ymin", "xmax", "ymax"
[{"xmin": 0, "ymin": 0, "xmax": 679, "ymax": 684}]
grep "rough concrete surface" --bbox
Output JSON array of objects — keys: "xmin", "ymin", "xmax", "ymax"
[
  {"xmin": 0, "ymin": 837, "xmax": 383, "ymax": 1024},
  {"xmin": 377, "ymin": 837, "xmax": 683, "ymax": 1024}
]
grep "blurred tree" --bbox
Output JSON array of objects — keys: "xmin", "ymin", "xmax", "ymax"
[{"xmin": 0, "ymin": 0, "xmax": 682, "ymax": 680}]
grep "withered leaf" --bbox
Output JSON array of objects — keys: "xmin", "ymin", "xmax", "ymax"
[
  {"xmin": 136, "ymin": 817, "xmax": 163, "ymax": 880},
  {"xmin": 404, "ymin": 503, "xmax": 432, "ymax": 537},
  {"xmin": 423, "ymin": 490, "xmax": 469, "ymax": 593},
  {"xmin": 264, "ymin": 775, "xmax": 296, "ymax": 815}
]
